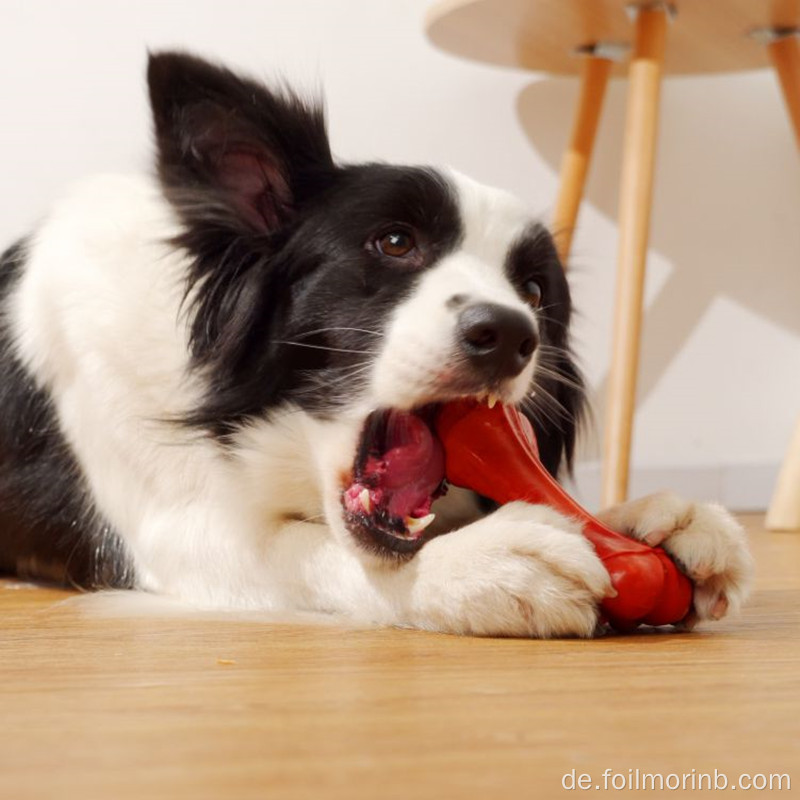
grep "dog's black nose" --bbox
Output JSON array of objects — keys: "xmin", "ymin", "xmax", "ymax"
[{"xmin": 457, "ymin": 303, "xmax": 537, "ymax": 381}]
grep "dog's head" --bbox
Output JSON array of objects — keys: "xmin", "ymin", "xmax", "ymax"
[{"xmin": 148, "ymin": 52, "xmax": 584, "ymax": 558}]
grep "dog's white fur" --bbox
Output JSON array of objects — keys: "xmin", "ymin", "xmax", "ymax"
[{"xmin": 8, "ymin": 171, "xmax": 754, "ymax": 636}]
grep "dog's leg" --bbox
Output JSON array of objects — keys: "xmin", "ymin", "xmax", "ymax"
[
  {"xmin": 269, "ymin": 503, "xmax": 611, "ymax": 638},
  {"xmin": 597, "ymin": 493, "xmax": 755, "ymax": 622}
]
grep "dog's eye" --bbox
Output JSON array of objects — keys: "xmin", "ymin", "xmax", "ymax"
[
  {"xmin": 524, "ymin": 279, "xmax": 543, "ymax": 308},
  {"xmin": 377, "ymin": 230, "xmax": 416, "ymax": 258}
]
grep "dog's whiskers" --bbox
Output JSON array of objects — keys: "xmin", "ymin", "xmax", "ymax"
[
  {"xmin": 292, "ymin": 361, "xmax": 374, "ymax": 400},
  {"xmin": 522, "ymin": 399, "xmax": 564, "ymax": 433},
  {"xmin": 534, "ymin": 304, "xmax": 567, "ymax": 325},
  {"xmin": 292, "ymin": 327, "xmax": 384, "ymax": 339},
  {"xmin": 304, "ymin": 361, "xmax": 373, "ymax": 383},
  {"xmin": 278, "ymin": 512, "xmax": 329, "ymax": 534},
  {"xmin": 534, "ymin": 362, "xmax": 584, "ymax": 392},
  {"xmin": 270, "ymin": 340, "xmax": 375, "ymax": 356},
  {"xmin": 523, "ymin": 385, "xmax": 574, "ymax": 426},
  {"xmin": 536, "ymin": 342, "xmax": 573, "ymax": 359}
]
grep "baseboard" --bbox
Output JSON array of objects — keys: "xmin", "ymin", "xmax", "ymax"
[{"xmin": 565, "ymin": 462, "xmax": 780, "ymax": 513}]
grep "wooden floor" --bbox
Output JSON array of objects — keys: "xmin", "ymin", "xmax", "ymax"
[{"xmin": 1, "ymin": 515, "xmax": 798, "ymax": 799}]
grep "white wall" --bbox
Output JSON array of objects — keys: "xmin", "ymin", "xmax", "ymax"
[{"xmin": 2, "ymin": 0, "xmax": 798, "ymax": 510}]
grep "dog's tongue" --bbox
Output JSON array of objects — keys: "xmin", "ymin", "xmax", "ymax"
[
  {"xmin": 382, "ymin": 412, "xmax": 438, "ymax": 483},
  {"xmin": 364, "ymin": 411, "xmax": 445, "ymax": 518}
]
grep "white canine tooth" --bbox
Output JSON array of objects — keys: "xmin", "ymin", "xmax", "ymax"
[
  {"xmin": 359, "ymin": 488, "xmax": 372, "ymax": 514},
  {"xmin": 405, "ymin": 513, "xmax": 436, "ymax": 535},
  {"xmin": 487, "ymin": 393, "xmax": 499, "ymax": 409}
]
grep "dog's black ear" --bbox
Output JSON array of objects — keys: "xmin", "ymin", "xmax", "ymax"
[{"xmin": 147, "ymin": 51, "xmax": 333, "ymax": 234}]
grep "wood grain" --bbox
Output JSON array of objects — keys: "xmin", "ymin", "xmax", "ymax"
[
  {"xmin": 552, "ymin": 55, "xmax": 612, "ymax": 262},
  {"xmin": 601, "ymin": 7, "xmax": 668, "ymax": 508},
  {"xmin": 426, "ymin": 0, "xmax": 800, "ymax": 76},
  {"xmin": 0, "ymin": 515, "xmax": 797, "ymax": 799},
  {"xmin": 765, "ymin": 34, "xmax": 800, "ymax": 532},
  {"xmin": 767, "ymin": 413, "xmax": 800, "ymax": 530}
]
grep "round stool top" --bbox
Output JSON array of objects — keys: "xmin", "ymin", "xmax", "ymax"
[{"xmin": 426, "ymin": 0, "xmax": 800, "ymax": 75}]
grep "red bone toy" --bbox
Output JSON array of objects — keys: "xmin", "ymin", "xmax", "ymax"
[{"xmin": 436, "ymin": 400, "xmax": 693, "ymax": 630}]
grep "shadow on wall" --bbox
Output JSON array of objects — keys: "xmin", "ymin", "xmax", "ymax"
[{"xmin": 517, "ymin": 72, "xmax": 800, "ymax": 435}]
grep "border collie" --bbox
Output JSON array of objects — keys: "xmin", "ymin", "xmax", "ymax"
[{"xmin": 0, "ymin": 53, "xmax": 753, "ymax": 636}]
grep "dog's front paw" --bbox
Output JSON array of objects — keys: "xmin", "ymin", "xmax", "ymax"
[
  {"xmin": 598, "ymin": 492, "xmax": 755, "ymax": 623},
  {"xmin": 399, "ymin": 502, "xmax": 612, "ymax": 638}
]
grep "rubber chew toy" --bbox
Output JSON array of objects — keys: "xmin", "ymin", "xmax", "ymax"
[{"xmin": 436, "ymin": 400, "xmax": 693, "ymax": 630}]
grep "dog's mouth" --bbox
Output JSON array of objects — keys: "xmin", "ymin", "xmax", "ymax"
[{"xmin": 341, "ymin": 405, "xmax": 449, "ymax": 556}]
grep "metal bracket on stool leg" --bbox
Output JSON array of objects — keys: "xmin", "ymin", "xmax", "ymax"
[
  {"xmin": 625, "ymin": 2, "xmax": 677, "ymax": 23},
  {"xmin": 746, "ymin": 26, "xmax": 800, "ymax": 44},
  {"xmin": 571, "ymin": 42, "xmax": 631, "ymax": 63}
]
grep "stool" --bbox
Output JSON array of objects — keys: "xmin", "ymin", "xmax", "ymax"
[{"xmin": 427, "ymin": 0, "xmax": 800, "ymax": 525}]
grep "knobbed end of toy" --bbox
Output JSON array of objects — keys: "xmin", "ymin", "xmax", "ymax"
[
  {"xmin": 601, "ymin": 552, "xmax": 666, "ymax": 621},
  {"xmin": 435, "ymin": 398, "xmax": 695, "ymax": 632},
  {"xmin": 640, "ymin": 548, "xmax": 694, "ymax": 626}
]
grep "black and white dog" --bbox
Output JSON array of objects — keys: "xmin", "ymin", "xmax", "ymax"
[{"xmin": 0, "ymin": 53, "xmax": 752, "ymax": 636}]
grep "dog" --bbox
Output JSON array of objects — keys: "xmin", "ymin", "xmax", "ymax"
[{"xmin": 0, "ymin": 52, "xmax": 753, "ymax": 636}]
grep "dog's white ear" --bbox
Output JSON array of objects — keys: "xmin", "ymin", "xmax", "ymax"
[{"xmin": 147, "ymin": 51, "xmax": 333, "ymax": 233}]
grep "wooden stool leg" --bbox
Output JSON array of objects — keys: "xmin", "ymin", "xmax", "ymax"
[
  {"xmin": 767, "ymin": 415, "xmax": 800, "ymax": 531},
  {"xmin": 765, "ymin": 32, "xmax": 800, "ymax": 530},
  {"xmin": 767, "ymin": 33, "xmax": 800, "ymax": 149},
  {"xmin": 601, "ymin": 6, "xmax": 668, "ymax": 509},
  {"xmin": 552, "ymin": 55, "xmax": 613, "ymax": 263}
]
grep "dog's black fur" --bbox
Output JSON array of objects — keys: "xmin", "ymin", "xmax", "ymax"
[
  {"xmin": 0, "ymin": 51, "xmax": 583, "ymax": 589},
  {"xmin": 148, "ymin": 53, "xmax": 583, "ymax": 468}
]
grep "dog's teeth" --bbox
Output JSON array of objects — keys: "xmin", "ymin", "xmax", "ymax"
[
  {"xmin": 405, "ymin": 513, "xmax": 436, "ymax": 535},
  {"xmin": 487, "ymin": 393, "xmax": 499, "ymax": 409},
  {"xmin": 359, "ymin": 488, "xmax": 372, "ymax": 514}
]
